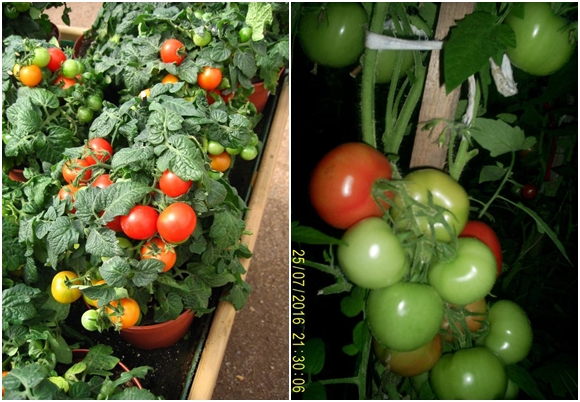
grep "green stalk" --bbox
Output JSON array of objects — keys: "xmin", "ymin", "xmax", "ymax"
[
  {"xmin": 478, "ymin": 151, "xmax": 515, "ymax": 219},
  {"xmin": 360, "ymin": 3, "xmax": 389, "ymax": 149}
]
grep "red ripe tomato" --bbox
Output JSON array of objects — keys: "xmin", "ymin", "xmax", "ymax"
[
  {"xmin": 140, "ymin": 237, "xmax": 177, "ymax": 272},
  {"xmin": 309, "ymin": 142, "xmax": 392, "ymax": 229},
  {"xmin": 460, "ymin": 221, "xmax": 502, "ymax": 277},
  {"xmin": 47, "ymin": 47, "xmax": 67, "ymax": 73},
  {"xmin": 157, "ymin": 202, "xmax": 197, "ymax": 244},
  {"xmin": 100, "ymin": 212, "xmax": 123, "ymax": 232},
  {"xmin": 521, "ymin": 184, "xmax": 538, "ymax": 200},
  {"xmin": 198, "ymin": 67, "xmax": 222, "ymax": 90},
  {"xmin": 120, "ymin": 205, "xmax": 159, "ymax": 240},
  {"xmin": 58, "ymin": 183, "xmax": 85, "ymax": 212},
  {"xmin": 160, "ymin": 39, "xmax": 186, "ymax": 65},
  {"xmin": 159, "ymin": 170, "xmax": 192, "ymax": 197},
  {"xmin": 84, "ymin": 138, "xmax": 113, "ymax": 165},
  {"xmin": 91, "ymin": 174, "xmax": 114, "ymax": 189},
  {"xmin": 206, "ymin": 89, "xmax": 234, "ymax": 105},
  {"xmin": 53, "ymin": 75, "xmax": 76, "ymax": 89},
  {"xmin": 62, "ymin": 159, "xmax": 91, "ymax": 184}
]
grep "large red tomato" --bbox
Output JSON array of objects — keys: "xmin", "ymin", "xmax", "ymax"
[
  {"xmin": 309, "ymin": 142, "xmax": 392, "ymax": 229},
  {"xmin": 157, "ymin": 202, "xmax": 197, "ymax": 244}
]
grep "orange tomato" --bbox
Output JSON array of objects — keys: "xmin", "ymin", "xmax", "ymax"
[
  {"xmin": 140, "ymin": 237, "xmax": 177, "ymax": 272},
  {"xmin": 374, "ymin": 334, "xmax": 443, "ymax": 377},
  {"xmin": 441, "ymin": 298, "xmax": 487, "ymax": 342},
  {"xmin": 19, "ymin": 64, "xmax": 43, "ymax": 87},
  {"xmin": 53, "ymin": 75, "xmax": 76, "ymax": 89},
  {"xmin": 82, "ymin": 279, "xmax": 106, "ymax": 307},
  {"xmin": 208, "ymin": 151, "xmax": 231, "ymax": 172},
  {"xmin": 161, "ymin": 74, "xmax": 179, "ymax": 84},
  {"xmin": 3, "ymin": 370, "xmax": 9, "ymax": 396},
  {"xmin": 106, "ymin": 298, "xmax": 140, "ymax": 329}
]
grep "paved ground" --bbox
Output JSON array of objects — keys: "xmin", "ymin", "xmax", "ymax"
[{"xmin": 45, "ymin": 3, "xmax": 289, "ymax": 399}]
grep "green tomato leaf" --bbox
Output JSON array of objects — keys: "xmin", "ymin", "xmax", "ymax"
[
  {"xmin": 444, "ymin": 12, "xmax": 515, "ymax": 93},
  {"xmin": 479, "ymin": 164, "xmax": 508, "ymax": 183},
  {"xmin": 245, "ymin": 2, "xmax": 273, "ymax": 41},
  {"xmin": 132, "ymin": 259, "xmax": 161, "ymax": 287},
  {"xmin": 220, "ymin": 279, "xmax": 252, "ymax": 310},
  {"xmin": 506, "ymin": 364, "xmax": 545, "ymax": 400},
  {"xmin": 470, "ymin": 118, "xmax": 533, "ymax": 157},
  {"xmin": 302, "ymin": 337, "xmax": 325, "ymax": 375},
  {"xmin": 342, "ymin": 343, "xmax": 359, "ymax": 356},
  {"xmin": 209, "ymin": 209, "xmax": 246, "ymax": 249},
  {"xmin": 340, "ymin": 286, "xmax": 366, "ymax": 317},
  {"xmin": 99, "ymin": 256, "xmax": 131, "ymax": 287},
  {"xmin": 85, "ymin": 228, "xmax": 124, "ymax": 258},
  {"xmin": 291, "ymin": 222, "xmax": 347, "ymax": 246},
  {"xmin": 153, "ymin": 291, "xmax": 183, "ymax": 323},
  {"xmin": 302, "ymin": 382, "xmax": 327, "ymax": 400},
  {"xmin": 2, "ymin": 284, "xmax": 42, "ymax": 328}
]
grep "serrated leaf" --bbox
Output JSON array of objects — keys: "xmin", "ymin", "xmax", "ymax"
[
  {"xmin": 99, "ymin": 256, "xmax": 131, "ymax": 287},
  {"xmin": 479, "ymin": 164, "xmax": 508, "ymax": 183},
  {"xmin": 85, "ymin": 228, "xmax": 123, "ymax": 258},
  {"xmin": 470, "ymin": 118, "xmax": 529, "ymax": 156},
  {"xmin": 111, "ymin": 147, "xmax": 155, "ymax": 169},
  {"xmin": 246, "ymin": 2, "xmax": 273, "ymax": 41},
  {"xmin": 132, "ymin": 259, "xmax": 161, "ymax": 287},
  {"xmin": 161, "ymin": 135, "xmax": 205, "ymax": 181},
  {"xmin": 209, "ymin": 209, "xmax": 246, "ymax": 249},
  {"xmin": 444, "ymin": 12, "xmax": 516, "ymax": 93}
]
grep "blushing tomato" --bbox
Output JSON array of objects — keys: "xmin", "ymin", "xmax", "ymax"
[
  {"xmin": 159, "ymin": 170, "xmax": 192, "ymax": 197},
  {"xmin": 106, "ymin": 297, "xmax": 140, "ymax": 329},
  {"xmin": 298, "ymin": 3, "xmax": 368, "ymax": 68},
  {"xmin": 160, "ymin": 39, "xmax": 186, "ymax": 65},
  {"xmin": 140, "ymin": 237, "xmax": 177, "ymax": 272},
  {"xmin": 47, "ymin": 47, "xmax": 67, "ymax": 73},
  {"xmin": 460, "ymin": 221, "xmax": 502, "ymax": 277},
  {"xmin": 480, "ymin": 300, "xmax": 533, "ymax": 365},
  {"xmin": 120, "ymin": 205, "xmax": 159, "ymax": 240},
  {"xmin": 91, "ymin": 174, "xmax": 114, "ymax": 189},
  {"xmin": 441, "ymin": 298, "xmax": 487, "ymax": 342},
  {"xmin": 505, "ymin": 2, "xmax": 575, "ymax": 76},
  {"xmin": 391, "ymin": 168, "xmax": 469, "ymax": 243},
  {"xmin": 19, "ymin": 64, "xmax": 43, "ymax": 87},
  {"xmin": 157, "ymin": 202, "xmax": 197, "ymax": 244},
  {"xmin": 198, "ymin": 67, "xmax": 222, "ymax": 90},
  {"xmin": 51, "ymin": 271, "xmax": 82, "ymax": 304},
  {"xmin": 161, "ymin": 73, "xmax": 179, "ymax": 84},
  {"xmin": 84, "ymin": 138, "xmax": 113, "ymax": 165},
  {"xmin": 337, "ymin": 217, "xmax": 408, "ymax": 289},
  {"xmin": 309, "ymin": 142, "xmax": 393, "ymax": 229},
  {"xmin": 367, "ymin": 282, "xmax": 443, "ymax": 352},
  {"xmin": 430, "ymin": 347, "xmax": 508, "ymax": 399},
  {"xmin": 209, "ymin": 151, "xmax": 231, "ymax": 172},
  {"xmin": 62, "ymin": 158, "xmax": 91, "ymax": 184},
  {"xmin": 374, "ymin": 334, "xmax": 442, "ymax": 377},
  {"xmin": 53, "ymin": 75, "xmax": 76, "ymax": 89},
  {"xmin": 428, "ymin": 238, "xmax": 497, "ymax": 305}
]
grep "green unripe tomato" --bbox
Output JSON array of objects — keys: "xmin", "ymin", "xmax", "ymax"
[
  {"xmin": 62, "ymin": 59, "xmax": 80, "ymax": 79},
  {"xmin": 207, "ymin": 140, "xmax": 225, "ymax": 155},
  {"xmin": 226, "ymin": 147, "xmax": 241, "ymax": 155},
  {"xmin": 337, "ymin": 217, "xmax": 408, "ymax": 289},
  {"xmin": 480, "ymin": 300, "xmax": 533, "ymax": 365},
  {"xmin": 240, "ymin": 145, "xmax": 258, "ymax": 161},
  {"xmin": 430, "ymin": 347, "xmax": 508, "ymax": 400},
  {"xmin": 239, "ymin": 27, "xmax": 252, "ymax": 43},
  {"xmin": 77, "ymin": 106, "xmax": 94, "ymax": 124},
  {"xmin": 13, "ymin": 2, "xmax": 30, "ymax": 12},
  {"xmin": 367, "ymin": 281, "xmax": 443, "ymax": 351},
  {"xmin": 32, "ymin": 47, "xmax": 50, "ymax": 68},
  {"xmin": 86, "ymin": 95, "xmax": 103, "ymax": 112},
  {"xmin": 193, "ymin": 30, "xmax": 212, "ymax": 47},
  {"xmin": 249, "ymin": 133, "xmax": 259, "ymax": 146},
  {"xmin": 376, "ymin": 49, "xmax": 414, "ymax": 84},
  {"xmin": 4, "ymin": 4, "xmax": 19, "ymax": 19},
  {"xmin": 391, "ymin": 168, "xmax": 469, "ymax": 242},
  {"xmin": 81, "ymin": 309, "xmax": 99, "ymax": 331},
  {"xmin": 428, "ymin": 237, "xmax": 497, "ymax": 305}
]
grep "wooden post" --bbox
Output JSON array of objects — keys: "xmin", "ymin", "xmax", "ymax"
[
  {"xmin": 187, "ymin": 77, "xmax": 289, "ymax": 400},
  {"xmin": 409, "ymin": 3, "xmax": 475, "ymax": 170}
]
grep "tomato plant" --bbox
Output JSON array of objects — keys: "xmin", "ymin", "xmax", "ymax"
[
  {"xmin": 391, "ymin": 168, "xmax": 470, "ymax": 243},
  {"xmin": 140, "ymin": 237, "xmax": 177, "ymax": 272},
  {"xmin": 51, "ymin": 271, "xmax": 82, "ymax": 304},
  {"xmin": 505, "ymin": 2, "xmax": 575, "ymax": 76},
  {"xmin": 367, "ymin": 281, "xmax": 443, "ymax": 352},
  {"xmin": 160, "ymin": 38, "xmax": 186, "ymax": 65},
  {"xmin": 81, "ymin": 309, "xmax": 99, "ymax": 331},
  {"xmin": 46, "ymin": 47, "xmax": 67, "ymax": 73},
  {"xmin": 159, "ymin": 170, "xmax": 192, "ymax": 197},
  {"xmin": 298, "ymin": 3, "xmax": 367, "ymax": 68},
  {"xmin": 105, "ymin": 297, "xmax": 140, "ymax": 329},
  {"xmin": 19, "ymin": 64, "xmax": 42, "ymax": 87},
  {"xmin": 84, "ymin": 138, "xmax": 113, "ymax": 165},
  {"xmin": 430, "ymin": 347, "xmax": 508, "ymax": 399},
  {"xmin": 120, "ymin": 205, "xmax": 159, "ymax": 240},
  {"xmin": 337, "ymin": 217, "xmax": 408, "ymax": 289},
  {"xmin": 460, "ymin": 221, "xmax": 502, "ymax": 277},
  {"xmin": 62, "ymin": 159, "xmax": 92, "ymax": 184},
  {"xmin": 428, "ymin": 238, "xmax": 497, "ymax": 305},
  {"xmin": 198, "ymin": 67, "xmax": 222, "ymax": 90},
  {"xmin": 157, "ymin": 202, "xmax": 197, "ymax": 244},
  {"xmin": 309, "ymin": 142, "xmax": 393, "ymax": 229},
  {"xmin": 479, "ymin": 300, "xmax": 533, "ymax": 365},
  {"xmin": 374, "ymin": 334, "xmax": 442, "ymax": 377},
  {"xmin": 209, "ymin": 151, "xmax": 231, "ymax": 172}
]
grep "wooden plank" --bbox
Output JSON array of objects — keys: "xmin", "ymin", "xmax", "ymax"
[
  {"xmin": 56, "ymin": 24, "xmax": 86, "ymax": 43},
  {"xmin": 409, "ymin": 3, "xmax": 475, "ymax": 169},
  {"xmin": 187, "ymin": 77, "xmax": 289, "ymax": 400}
]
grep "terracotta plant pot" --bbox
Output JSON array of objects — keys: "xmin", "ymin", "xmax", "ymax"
[
  {"xmin": 120, "ymin": 309, "xmax": 195, "ymax": 350},
  {"xmin": 8, "ymin": 168, "xmax": 27, "ymax": 183},
  {"xmin": 72, "ymin": 349, "xmax": 142, "ymax": 389},
  {"xmin": 248, "ymin": 68, "xmax": 285, "ymax": 113}
]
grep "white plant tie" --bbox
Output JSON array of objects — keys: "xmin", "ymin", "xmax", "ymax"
[
  {"xmin": 462, "ymin": 75, "xmax": 477, "ymax": 126},
  {"xmin": 366, "ymin": 31, "xmax": 443, "ymax": 50},
  {"xmin": 490, "ymin": 54, "xmax": 518, "ymax": 97}
]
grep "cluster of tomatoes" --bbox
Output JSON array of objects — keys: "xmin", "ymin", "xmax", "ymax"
[
  {"xmin": 309, "ymin": 142, "xmax": 532, "ymax": 399},
  {"xmin": 53, "ymin": 137, "xmax": 199, "ymax": 331}
]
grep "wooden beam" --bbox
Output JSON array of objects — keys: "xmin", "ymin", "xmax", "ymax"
[{"xmin": 409, "ymin": 3, "xmax": 475, "ymax": 170}]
